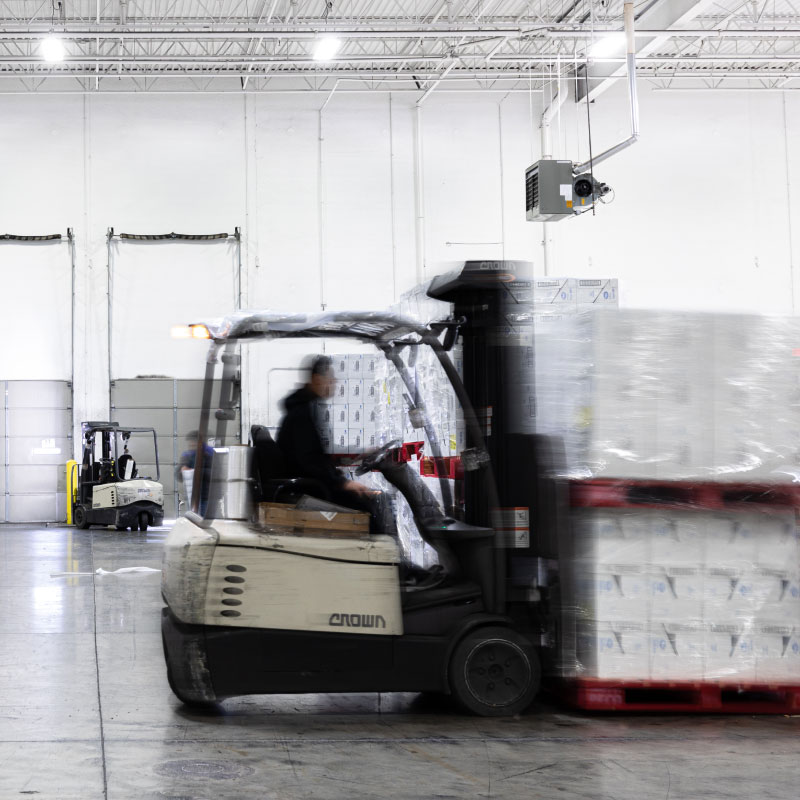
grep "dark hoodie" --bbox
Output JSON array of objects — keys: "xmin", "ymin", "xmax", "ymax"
[{"xmin": 276, "ymin": 386, "xmax": 345, "ymax": 492}]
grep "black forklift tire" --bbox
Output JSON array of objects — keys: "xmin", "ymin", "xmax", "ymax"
[
  {"xmin": 137, "ymin": 512, "xmax": 149, "ymax": 532},
  {"xmin": 115, "ymin": 525, "xmax": 127, "ymax": 531},
  {"xmin": 74, "ymin": 505, "xmax": 90, "ymax": 530},
  {"xmin": 448, "ymin": 626, "xmax": 540, "ymax": 717},
  {"xmin": 161, "ymin": 631, "xmax": 218, "ymax": 710}
]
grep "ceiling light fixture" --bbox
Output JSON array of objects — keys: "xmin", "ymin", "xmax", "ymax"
[
  {"xmin": 40, "ymin": 35, "xmax": 65, "ymax": 63},
  {"xmin": 313, "ymin": 37, "xmax": 342, "ymax": 62},
  {"xmin": 590, "ymin": 32, "xmax": 626, "ymax": 59}
]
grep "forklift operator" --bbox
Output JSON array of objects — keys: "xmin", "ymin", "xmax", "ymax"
[{"xmin": 277, "ymin": 355, "xmax": 375, "ymax": 513}]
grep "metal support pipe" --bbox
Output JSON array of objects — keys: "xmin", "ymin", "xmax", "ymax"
[
  {"xmin": 412, "ymin": 105, "xmax": 426, "ymax": 284},
  {"xmin": 106, "ymin": 227, "xmax": 114, "ymax": 387},
  {"xmin": 68, "ymin": 228, "xmax": 76, "ymax": 386},
  {"xmin": 574, "ymin": 1, "xmax": 639, "ymax": 174}
]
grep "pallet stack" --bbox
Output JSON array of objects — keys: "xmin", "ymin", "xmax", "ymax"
[{"xmin": 536, "ymin": 310, "xmax": 800, "ymax": 712}]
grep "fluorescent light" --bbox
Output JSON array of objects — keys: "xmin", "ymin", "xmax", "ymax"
[
  {"xmin": 40, "ymin": 35, "xmax": 65, "ymax": 63},
  {"xmin": 313, "ymin": 37, "xmax": 342, "ymax": 61},
  {"xmin": 590, "ymin": 32, "xmax": 626, "ymax": 58}
]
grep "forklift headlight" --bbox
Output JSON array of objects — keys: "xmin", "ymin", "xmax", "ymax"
[{"xmin": 171, "ymin": 324, "xmax": 211, "ymax": 340}]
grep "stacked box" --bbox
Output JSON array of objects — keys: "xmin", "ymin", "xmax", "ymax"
[
  {"xmin": 536, "ymin": 310, "xmax": 800, "ymax": 482},
  {"xmin": 570, "ymin": 508, "xmax": 800, "ymax": 684},
  {"xmin": 325, "ymin": 353, "xmax": 406, "ymax": 454}
]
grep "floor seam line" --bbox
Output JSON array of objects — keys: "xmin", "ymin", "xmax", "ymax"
[{"xmin": 90, "ymin": 531, "xmax": 109, "ymax": 800}]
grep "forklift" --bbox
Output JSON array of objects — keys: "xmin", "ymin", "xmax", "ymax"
[
  {"xmin": 161, "ymin": 262, "xmax": 564, "ymax": 716},
  {"xmin": 73, "ymin": 421, "xmax": 165, "ymax": 531}
]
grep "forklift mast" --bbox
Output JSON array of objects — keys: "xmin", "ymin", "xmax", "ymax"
[{"xmin": 427, "ymin": 262, "xmax": 561, "ymax": 580}]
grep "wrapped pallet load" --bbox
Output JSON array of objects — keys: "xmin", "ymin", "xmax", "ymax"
[{"xmin": 538, "ymin": 311, "xmax": 800, "ymax": 699}]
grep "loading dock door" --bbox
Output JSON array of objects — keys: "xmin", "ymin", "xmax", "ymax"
[
  {"xmin": 3, "ymin": 381, "xmax": 72, "ymax": 523},
  {"xmin": 111, "ymin": 378, "xmax": 240, "ymax": 519}
]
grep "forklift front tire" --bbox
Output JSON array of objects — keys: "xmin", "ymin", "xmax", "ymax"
[
  {"xmin": 137, "ymin": 512, "xmax": 149, "ymax": 532},
  {"xmin": 74, "ymin": 505, "xmax": 90, "ymax": 530},
  {"xmin": 448, "ymin": 626, "xmax": 540, "ymax": 717}
]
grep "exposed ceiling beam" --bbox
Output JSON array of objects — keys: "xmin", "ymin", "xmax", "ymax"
[{"xmin": 576, "ymin": 0, "xmax": 723, "ymax": 102}]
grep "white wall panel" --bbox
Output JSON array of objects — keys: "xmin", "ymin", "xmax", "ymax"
[
  {"xmin": 252, "ymin": 96, "xmax": 321, "ymax": 311},
  {"xmin": 421, "ymin": 97, "xmax": 505, "ymax": 273},
  {"xmin": 89, "ymin": 95, "xmax": 247, "ymax": 380},
  {"xmin": 0, "ymin": 243, "xmax": 72, "ymax": 379},
  {"xmin": 320, "ymin": 97, "xmax": 394, "ymax": 310}
]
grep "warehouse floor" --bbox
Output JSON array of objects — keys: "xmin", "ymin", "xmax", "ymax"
[{"xmin": 1, "ymin": 525, "xmax": 798, "ymax": 800}]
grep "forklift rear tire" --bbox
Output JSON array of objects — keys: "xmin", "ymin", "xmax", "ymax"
[
  {"xmin": 137, "ymin": 512, "xmax": 148, "ymax": 532},
  {"xmin": 448, "ymin": 626, "xmax": 540, "ymax": 717},
  {"xmin": 162, "ymin": 630, "xmax": 218, "ymax": 710},
  {"xmin": 74, "ymin": 505, "xmax": 90, "ymax": 530}
]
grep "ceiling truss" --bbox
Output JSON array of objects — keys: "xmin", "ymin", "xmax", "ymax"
[{"xmin": 0, "ymin": 0, "xmax": 799, "ymax": 92}]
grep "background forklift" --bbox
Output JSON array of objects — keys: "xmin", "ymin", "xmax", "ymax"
[
  {"xmin": 72, "ymin": 421, "xmax": 165, "ymax": 531},
  {"xmin": 161, "ymin": 262, "xmax": 565, "ymax": 716}
]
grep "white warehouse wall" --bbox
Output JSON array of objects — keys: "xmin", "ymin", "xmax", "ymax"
[{"xmin": 0, "ymin": 86, "xmax": 798, "ymax": 452}]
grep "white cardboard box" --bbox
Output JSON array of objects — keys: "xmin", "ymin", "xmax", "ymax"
[
  {"xmin": 347, "ymin": 379, "xmax": 364, "ymax": 403},
  {"xmin": 647, "ymin": 568, "xmax": 703, "ymax": 624},
  {"xmin": 575, "ymin": 568, "xmax": 648, "ymax": 623},
  {"xmin": 332, "ymin": 380, "xmax": 348, "ymax": 403},
  {"xmin": 650, "ymin": 512, "xmax": 705, "ymax": 567},
  {"xmin": 704, "ymin": 626, "xmax": 756, "ymax": 682},
  {"xmin": 572, "ymin": 509, "xmax": 649, "ymax": 566},
  {"xmin": 649, "ymin": 623, "xmax": 705, "ymax": 681},
  {"xmin": 363, "ymin": 424, "xmax": 379, "ymax": 450},
  {"xmin": 363, "ymin": 380, "xmax": 382, "ymax": 403},
  {"xmin": 332, "ymin": 355, "xmax": 348, "ymax": 380},
  {"xmin": 754, "ymin": 625, "xmax": 800, "ymax": 683},
  {"xmin": 576, "ymin": 278, "xmax": 619, "ymax": 307},
  {"xmin": 331, "ymin": 405, "xmax": 348, "ymax": 426},
  {"xmin": 577, "ymin": 621, "xmax": 649, "ymax": 680},
  {"xmin": 348, "ymin": 428, "xmax": 364, "ymax": 454},
  {"xmin": 331, "ymin": 428, "xmax": 349, "ymax": 454},
  {"xmin": 348, "ymin": 404, "xmax": 364, "ymax": 427},
  {"xmin": 347, "ymin": 354, "xmax": 363, "ymax": 379}
]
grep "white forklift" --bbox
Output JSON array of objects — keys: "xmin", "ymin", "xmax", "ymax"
[
  {"xmin": 73, "ymin": 421, "xmax": 165, "ymax": 531},
  {"xmin": 161, "ymin": 262, "xmax": 562, "ymax": 716}
]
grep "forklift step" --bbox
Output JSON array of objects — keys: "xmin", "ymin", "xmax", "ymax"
[
  {"xmin": 569, "ymin": 479, "xmax": 800, "ymax": 512},
  {"xmin": 557, "ymin": 677, "xmax": 800, "ymax": 714}
]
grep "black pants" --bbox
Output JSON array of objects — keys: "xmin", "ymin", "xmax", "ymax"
[{"xmin": 329, "ymin": 488, "xmax": 396, "ymax": 537}]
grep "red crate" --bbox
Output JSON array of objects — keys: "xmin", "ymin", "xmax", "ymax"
[
  {"xmin": 420, "ymin": 456, "xmax": 462, "ymax": 479},
  {"xmin": 558, "ymin": 678, "xmax": 800, "ymax": 713},
  {"xmin": 570, "ymin": 479, "xmax": 800, "ymax": 512},
  {"xmin": 398, "ymin": 441, "xmax": 424, "ymax": 462}
]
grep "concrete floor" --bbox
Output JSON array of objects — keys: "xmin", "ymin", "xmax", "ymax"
[{"xmin": 1, "ymin": 526, "xmax": 799, "ymax": 800}]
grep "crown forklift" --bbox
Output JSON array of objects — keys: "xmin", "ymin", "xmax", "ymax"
[
  {"xmin": 73, "ymin": 421, "xmax": 165, "ymax": 531},
  {"xmin": 161, "ymin": 262, "xmax": 563, "ymax": 716}
]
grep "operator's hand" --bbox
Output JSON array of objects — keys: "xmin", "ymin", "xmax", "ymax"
[{"xmin": 343, "ymin": 480, "xmax": 374, "ymax": 497}]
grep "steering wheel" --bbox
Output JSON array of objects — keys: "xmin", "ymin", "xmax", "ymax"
[{"xmin": 356, "ymin": 439, "xmax": 402, "ymax": 476}]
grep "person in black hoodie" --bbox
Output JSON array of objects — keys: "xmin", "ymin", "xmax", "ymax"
[{"xmin": 277, "ymin": 355, "xmax": 373, "ymax": 509}]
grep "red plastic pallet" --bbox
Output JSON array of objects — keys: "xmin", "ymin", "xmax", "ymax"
[
  {"xmin": 570, "ymin": 479, "xmax": 800, "ymax": 512},
  {"xmin": 398, "ymin": 441, "xmax": 424, "ymax": 462},
  {"xmin": 558, "ymin": 678, "xmax": 800, "ymax": 713}
]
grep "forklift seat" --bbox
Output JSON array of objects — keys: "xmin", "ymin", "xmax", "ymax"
[
  {"xmin": 117, "ymin": 453, "xmax": 137, "ymax": 480},
  {"xmin": 250, "ymin": 425, "xmax": 330, "ymax": 503}
]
